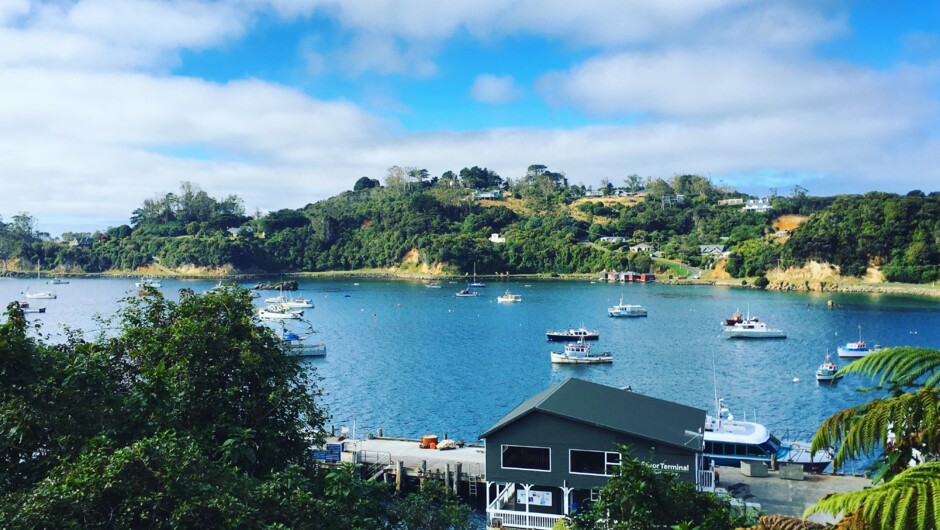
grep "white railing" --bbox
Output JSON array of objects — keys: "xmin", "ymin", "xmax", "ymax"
[
  {"xmin": 488, "ymin": 509, "xmax": 564, "ymax": 530},
  {"xmin": 697, "ymin": 468, "xmax": 715, "ymax": 491}
]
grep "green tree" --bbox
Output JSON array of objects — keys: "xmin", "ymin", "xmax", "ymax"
[{"xmin": 568, "ymin": 446, "xmax": 749, "ymax": 530}]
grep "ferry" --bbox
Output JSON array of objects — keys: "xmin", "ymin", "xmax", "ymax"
[{"xmin": 704, "ymin": 399, "xmax": 832, "ymax": 473}]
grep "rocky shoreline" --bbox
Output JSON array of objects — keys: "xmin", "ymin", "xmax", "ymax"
[{"xmin": 4, "ymin": 268, "xmax": 939, "ymax": 298}]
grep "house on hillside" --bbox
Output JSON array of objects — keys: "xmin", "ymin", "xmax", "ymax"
[
  {"xmin": 717, "ymin": 198, "xmax": 744, "ymax": 206},
  {"xmin": 599, "ymin": 236, "xmax": 625, "ymax": 244},
  {"xmin": 489, "ymin": 233, "xmax": 506, "ymax": 244},
  {"xmin": 629, "ymin": 243, "xmax": 653, "ymax": 253},
  {"xmin": 481, "ymin": 378, "xmax": 711, "ymax": 530},
  {"xmin": 69, "ymin": 237, "xmax": 94, "ymax": 248},
  {"xmin": 472, "ymin": 190, "xmax": 503, "ymax": 200},
  {"xmin": 699, "ymin": 245, "xmax": 726, "ymax": 256},
  {"xmin": 742, "ymin": 198, "xmax": 772, "ymax": 213}
]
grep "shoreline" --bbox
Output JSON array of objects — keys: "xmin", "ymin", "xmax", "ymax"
[{"xmin": 3, "ymin": 269, "xmax": 939, "ymax": 298}]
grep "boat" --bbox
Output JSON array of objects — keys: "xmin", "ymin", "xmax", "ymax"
[
  {"xmin": 546, "ymin": 326, "xmax": 600, "ymax": 342},
  {"xmin": 455, "ymin": 287, "xmax": 480, "ymax": 297},
  {"xmin": 724, "ymin": 310, "xmax": 743, "ymax": 326},
  {"xmin": 258, "ymin": 306, "xmax": 304, "ymax": 320},
  {"xmin": 550, "ymin": 338, "xmax": 613, "ymax": 364},
  {"xmin": 280, "ymin": 297, "xmax": 314, "ymax": 309},
  {"xmin": 282, "ymin": 330, "xmax": 327, "ymax": 358},
  {"xmin": 46, "ymin": 278, "xmax": 69, "ymax": 285},
  {"xmin": 497, "ymin": 290, "xmax": 522, "ymax": 303},
  {"xmin": 815, "ymin": 354, "xmax": 842, "ymax": 382},
  {"xmin": 837, "ymin": 325, "xmax": 883, "ymax": 359},
  {"xmin": 608, "ymin": 295, "xmax": 647, "ymax": 317},
  {"xmin": 25, "ymin": 261, "xmax": 57, "ymax": 299},
  {"xmin": 722, "ymin": 314, "xmax": 785, "ymax": 338},
  {"xmin": 425, "ymin": 282, "xmax": 442, "ymax": 289},
  {"xmin": 704, "ymin": 398, "xmax": 832, "ymax": 473},
  {"xmin": 16, "ymin": 301, "xmax": 46, "ymax": 314},
  {"xmin": 468, "ymin": 263, "xmax": 486, "ymax": 288},
  {"xmin": 135, "ymin": 277, "xmax": 162, "ymax": 288}
]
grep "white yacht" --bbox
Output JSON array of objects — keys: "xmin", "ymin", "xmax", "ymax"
[
  {"xmin": 722, "ymin": 316, "xmax": 785, "ymax": 338},
  {"xmin": 497, "ymin": 290, "xmax": 522, "ymax": 303},
  {"xmin": 608, "ymin": 295, "xmax": 647, "ymax": 317}
]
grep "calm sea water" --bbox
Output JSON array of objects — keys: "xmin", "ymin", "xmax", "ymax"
[{"xmin": 4, "ymin": 276, "xmax": 939, "ymax": 468}]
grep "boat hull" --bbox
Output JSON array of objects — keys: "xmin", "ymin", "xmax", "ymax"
[
  {"xmin": 551, "ymin": 352, "xmax": 613, "ymax": 364},
  {"xmin": 723, "ymin": 329, "xmax": 786, "ymax": 339},
  {"xmin": 837, "ymin": 347, "xmax": 879, "ymax": 359},
  {"xmin": 706, "ymin": 455, "xmax": 830, "ymax": 474},
  {"xmin": 25, "ymin": 292, "xmax": 56, "ymax": 299},
  {"xmin": 546, "ymin": 333, "xmax": 600, "ymax": 342}
]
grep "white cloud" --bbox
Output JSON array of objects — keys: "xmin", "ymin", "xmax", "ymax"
[{"xmin": 470, "ymin": 74, "xmax": 521, "ymax": 104}]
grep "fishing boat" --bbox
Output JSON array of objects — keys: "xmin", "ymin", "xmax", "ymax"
[
  {"xmin": 837, "ymin": 325, "xmax": 883, "ymax": 359},
  {"xmin": 704, "ymin": 398, "xmax": 832, "ymax": 473},
  {"xmin": 425, "ymin": 282, "xmax": 442, "ymax": 289},
  {"xmin": 608, "ymin": 295, "xmax": 647, "ymax": 317},
  {"xmin": 722, "ymin": 314, "xmax": 785, "ymax": 338},
  {"xmin": 497, "ymin": 290, "xmax": 522, "ymax": 303},
  {"xmin": 815, "ymin": 354, "xmax": 842, "ymax": 382},
  {"xmin": 724, "ymin": 310, "xmax": 743, "ymax": 326},
  {"xmin": 282, "ymin": 330, "xmax": 327, "ymax": 358},
  {"xmin": 546, "ymin": 327, "xmax": 600, "ymax": 342},
  {"xmin": 550, "ymin": 338, "xmax": 612, "ymax": 364},
  {"xmin": 455, "ymin": 287, "xmax": 480, "ymax": 297}
]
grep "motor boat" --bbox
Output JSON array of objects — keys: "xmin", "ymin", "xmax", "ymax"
[
  {"xmin": 546, "ymin": 327, "xmax": 600, "ymax": 342},
  {"xmin": 550, "ymin": 339, "xmax": 612, "ymax": 364},
  {"xmin": 608, "ymin": 295, "xmax": 647, "ymax": 317}
]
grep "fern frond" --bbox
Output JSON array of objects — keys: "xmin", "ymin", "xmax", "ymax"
[
  {"xmin": 837, "ymin": 347, "xmax": 940, "ymax": 389},
  {"xmin": 806, "ymin": 461, "xmax": 940, "ymax": 529}
]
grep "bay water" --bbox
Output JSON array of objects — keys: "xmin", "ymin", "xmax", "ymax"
[{"xmin": 3, "ymin": 276, "xmax": 939, "ymax": 473}]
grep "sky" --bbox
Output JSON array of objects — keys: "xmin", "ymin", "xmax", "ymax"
[{"xmin": 1, "ymin": 0, "xmax": 939, "ymax": 236}]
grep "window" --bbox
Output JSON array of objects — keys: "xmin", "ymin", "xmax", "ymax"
[
  {"xmin": 570, "ymin": 450, "xmax": 621, "ymax": 476},
  {"xmin": 502, "ymin": 445, "xmax": 551, "ymax": 471}
]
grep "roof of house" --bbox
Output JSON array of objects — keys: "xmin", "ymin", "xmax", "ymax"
[{"xmin": 480, "ymin": 378, "xmax": 705, "ymax": 450}]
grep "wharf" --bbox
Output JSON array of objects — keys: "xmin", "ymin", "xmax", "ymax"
[
  {"xmin": 716, "ymin": 466, "xmax": 870, "ymax": 524},
  {"xmin": 350, "ymin": 437, "xmax": 486, "ymax": 473}
]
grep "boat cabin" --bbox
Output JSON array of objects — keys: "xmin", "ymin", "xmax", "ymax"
[{"xmin": 480, "ymin": 378, "xmax": 711, "ymax": 530}]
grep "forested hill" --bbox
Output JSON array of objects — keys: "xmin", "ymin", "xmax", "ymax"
[{"xmin": 1, "ymin": 168, "xmax": 938, "ymax": 284}]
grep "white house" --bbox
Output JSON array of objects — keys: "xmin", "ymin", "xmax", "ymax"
[
  {"xmin": 472, "ymin": 190, "xmax": 503, "ymax": 200},
  {"xmin": 742, "ymin": 198, "xmax": 772, "ymax": 213},
  {"xmin": 599, "ymin": 236, "xmax": 626, "ymax": 244},
  {"xmin": 629, "ymin": 243, "xmax": 653, "ymax": 253},
  {"xmin": 489, "ymin": 233, "xmax": 506, "ymax": 244}
]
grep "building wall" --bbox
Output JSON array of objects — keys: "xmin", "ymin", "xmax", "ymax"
[{"xmin": 484, "ymin": 411, "xmax": 697, "ymax": 489}]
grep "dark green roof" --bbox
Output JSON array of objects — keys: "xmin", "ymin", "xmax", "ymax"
[{"xmin": 480, "ymin": 378, "xmax": 705, "ymax": 450}]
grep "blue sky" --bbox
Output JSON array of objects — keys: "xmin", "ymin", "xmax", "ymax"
[{"xmin": 1, "ymin": 0, "xmax": 938, "ymax": 235}]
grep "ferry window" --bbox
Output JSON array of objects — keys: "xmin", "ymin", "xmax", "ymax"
[
  {"xmin": 704, "ymin": 442, "xmax": 714, "ymax": 454},
  {"xmin": 502, "ymin": 445, "xmax": 551, "ymax": 471},
  {"xmin": 768, "ymin": 435, "xmax": 782, "ymax": 451},
  {"xmin": 747, "ymin": 445, "xmax": 763, "ymax": 457}
]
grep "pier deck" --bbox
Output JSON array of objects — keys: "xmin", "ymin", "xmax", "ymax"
[
  {"xmin": 716, "ymin": 465, "xmax": 869, "ymax": 524},
  {"xmin": 349, "ymin": 437, "xmax": 486, "ymax": 474}
]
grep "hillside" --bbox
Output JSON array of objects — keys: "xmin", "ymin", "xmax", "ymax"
[{"xmin": 2, "ymin": 179, "xmax": 938, "ymax": 286}]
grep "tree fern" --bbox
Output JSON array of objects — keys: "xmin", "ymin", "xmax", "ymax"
[
  {"xmin": 837, "ymin": 347, "xmax": 940, "ymax": 390},
  {"xmin": 810, "ymin": 388, "xmax": 940, "ymax": 472},
  {"xmin": 804, "ymin": 461, "xmax": 940, "ymax": 530}
]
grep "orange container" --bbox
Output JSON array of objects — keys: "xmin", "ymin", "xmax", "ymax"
[{"xmin": 421, "ymin": 434, "xmax": 439, "ymax": 449}]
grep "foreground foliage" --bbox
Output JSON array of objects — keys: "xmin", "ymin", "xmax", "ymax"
[
  {"xmin": 567, "ymin": 446, "xmax": 751, "ymax": 530},
  {"xmin": 0, "ymin": 292, "xmax": 471, "ymax": 529},
  {"xmin": 807, "ymin": 347, "xmax": 940, "ymax": 528}
]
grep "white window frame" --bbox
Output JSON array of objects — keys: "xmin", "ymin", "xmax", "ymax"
[
  {"xmin": 568, "ymin": 449, "xmax": 621, "ymax": 477},
  {"xmin": 501, "ymin": 444, "xmax": 552, "ymax": 472}
]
